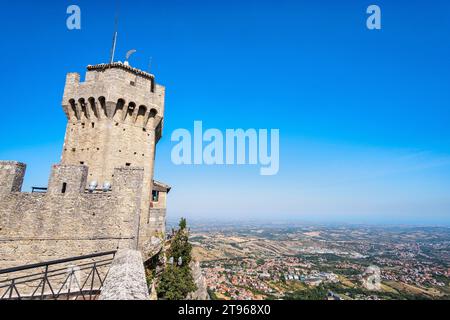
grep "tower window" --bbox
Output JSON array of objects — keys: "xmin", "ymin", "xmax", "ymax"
[
  {"xmin": 152, "ymin": 190, "xmax": 159, "ymax": 202},
  {"xmin": 130, "ymin": 81, "xmax": 136, "ymax": 86},
  {"xmin": 62, "ymin": 183, "xmax": 67, "ymax": 194},
  {"xmin": 92, "ymin": 123, "xmax": 95, "ymax": 128},
  {"xmin": 150, "ymin": 80, "xmax": 155, "ymax": 93},
  {"xmin": 80, "ymin": 161, "xmax": 85, "ymax": 165},
  {"xmin": 126, "ymin": 163, "xmax": 131, "ymax": 167}
]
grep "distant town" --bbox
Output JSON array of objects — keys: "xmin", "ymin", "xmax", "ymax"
[{"xmin": 179, "ymin": 221, "xmax": 449, "ymax": 300}]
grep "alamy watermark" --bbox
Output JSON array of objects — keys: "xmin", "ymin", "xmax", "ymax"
[
  {"xmin": 367, "ymin": 5, "xmax": 381, "ymax": 30},
  {"xmin": 66, "ymin": 5, "xmax": 81, "ymax": 30},
  {"xmin": 64, "ymin": 265, "xmax": 82, "ymax": 292},
  {"xmin": 66, "ymin": 4, "xmax": 380, "ymax": 31},
  {"xmin": 171, "ymin": 122, "xmax": 280, "ymax": 176},
  {"xmin": 362, "ymin": 265, "xmax": 382, "ymax": 291}
]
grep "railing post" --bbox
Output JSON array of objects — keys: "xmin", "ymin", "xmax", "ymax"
[
  {"xmin": 9, "ymin": 280, "xmax": 15, "ymax": 299},
  {"xmin": 90, "ymin": 263, "xmax": 97, "ymax": 300},
  {"xmin": 67, "ymin": 267, "xmax": 73, "ymax": 300},
  {"xmin": 40, "ymin": 265, "xmax": 48, "ymax": 300}
]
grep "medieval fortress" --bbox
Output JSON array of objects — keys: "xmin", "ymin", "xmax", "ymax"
[{"xmin": 0, "ymin": 62, "xmax": 170, "ymax": 270}]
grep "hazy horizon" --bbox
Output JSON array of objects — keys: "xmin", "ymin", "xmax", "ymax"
[{"xmin": 167, "ymin": 215, "xmax": 450, "ymax": 228}]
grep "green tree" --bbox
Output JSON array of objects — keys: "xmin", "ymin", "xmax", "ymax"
[
  {"xmin": 157, "ymin": 220, "xmax": 197, "ymax": 300},
  {"xmin": 168, "ymin": 227, "xmax": 193, "ymax": 266},
  {"xmin": 179, "ymin": 218, "xmax": 187, "ymax": 230},
  {"xmin": 157, "ymin": 265, "xmax": 197, "ymax": 300}
]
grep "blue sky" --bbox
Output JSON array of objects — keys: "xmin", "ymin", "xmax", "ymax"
[{"xmin": 0, "ymin": 0, "xmax": 449, "ymax": 225}]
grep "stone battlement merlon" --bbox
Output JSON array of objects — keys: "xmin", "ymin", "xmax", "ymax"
[
  {"xmin": 87, "ymin": 63, "xmax": 155, "ymax": 81},
  {"xmin": 62, "ymin": 63, "xmax": 166, "ymax": 129},
  {"xmin": 0, "ymin": 162, "xmax": 145, "ymax": 197},
  {"xmin": 0, "ymin": 161, "xmax": 26, "ymax": 196}
]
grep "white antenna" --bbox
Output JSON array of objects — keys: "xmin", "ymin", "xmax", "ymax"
[
  {"xmin": 109, "ymin": 0, "xmax": 120, "ymax": 64},
  {"xmin": 109, "ymin": 18, "xmax": 117, "ymax": 63}
]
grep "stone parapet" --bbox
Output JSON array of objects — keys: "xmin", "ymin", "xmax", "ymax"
[
  {"xmin": 0, "ymin": 161, "xmax": 26, "ymax": 196},
  {"xmin": 99, "ymin": 250, "xmax": 149, "ymax": 300}
]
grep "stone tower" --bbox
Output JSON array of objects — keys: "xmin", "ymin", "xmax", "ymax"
[{"xmin": 61, "ymin": 62, "xmax": 166, "ymax": 246}]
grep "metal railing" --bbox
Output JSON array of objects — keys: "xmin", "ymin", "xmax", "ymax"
[
  {"xmin": 0, "ymin": 251, "xmax": 116, "ymax": 300},
  {"xmin": 31, "ymin": 187, "xmax": 48, "ymax": 193}
]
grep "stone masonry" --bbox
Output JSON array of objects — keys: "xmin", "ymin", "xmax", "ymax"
[
  {"xmin": 99, "ymin": 250, "xmax": 150, "ymax": 300},
  {"xmin": 0, "ymin": 162, "xmax": 26, "ymax": 195},
  {"xmin": 0, "ymin": 163, "xmax": 143, "ymax": 269},
  {"xmin": 0, "ymin": 62, "xmax": 170, "ymax": 270},
  {"xmin": 61, "ymin": 62, "xmax": 166, "ymax": 245}
]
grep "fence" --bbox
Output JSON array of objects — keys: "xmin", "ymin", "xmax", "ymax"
[{"xmin": 0, "ymin": 251, "xmax": 116, "ymax": 300}]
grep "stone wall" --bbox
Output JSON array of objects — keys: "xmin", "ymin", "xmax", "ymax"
[
  {"xmin": 60, "ymin": 63, "xmax": 167, "ymax": 246},
  {"xmin": 149, "ymin": 208, "xmax": 167, "ymax": 236},
  {"xmin": 187, "ymin": 261, "xmax": 211, "ymax": 300},
  {"xmin": 99, "ymin": 250, "xmax": 150, "ymax": 300},
  {"xmin": 0, "ymin": 163, "xmax": 143, "ymax": 270},
  {"xmin": 0, "ymin": 63, "xmax": 170, "ymax": 273},
  {"xmin": 0, "ymin": 162, "xmax": 26, "ymax": 196}
]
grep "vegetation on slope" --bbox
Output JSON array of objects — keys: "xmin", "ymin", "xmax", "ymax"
[{"xmin": 156, "ymin": 218, "xmax": 197, "ymax": 300}]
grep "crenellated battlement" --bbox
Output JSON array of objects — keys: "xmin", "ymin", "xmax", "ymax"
[
  {"xmin": 0, "ymin": 162, "xmax": 147, "ymax": 269},
  {"xmin": 64, "ymin": 97, "xmax": 162, "ymax": 132},
  {"xmin": 62, "ymin": 63, "xmax": 165, "ymax": 132},
  {"xmin": 0, "ymin": 161, "xmax": 26, "ymax": 197},
  {"xmin": 0, "ymin": 161, "xmax": 145, "ymax": 197}
]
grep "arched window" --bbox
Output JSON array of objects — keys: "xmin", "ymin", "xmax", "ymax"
[
  {"xmin": 113, "ymin": 99, "xmax": 126, "ymax": 122},
  {"xmin": 88, "ymin": 97, "xmax": 98, "ymax": 119},
  {"xmin": 125, "ymin": 102, "xmax": 136, "ymax": 123},
  {"xmin": 146, "ymin": 108, "xmax": 158, "ymax": 129},
  {"xmin": 69, "ymin": 99, "xmax": 78, "ymax": 121},
  {"xmin": 136, "ymin": 105, "xmax": 147, "ymax": 127},
  {"xmin": 99, "ymin": 96, "xmax": 107, "ymax": 118},
  {"xmin": 79, "ymin": 98, "xmax": 89, "ymax": 120}
]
